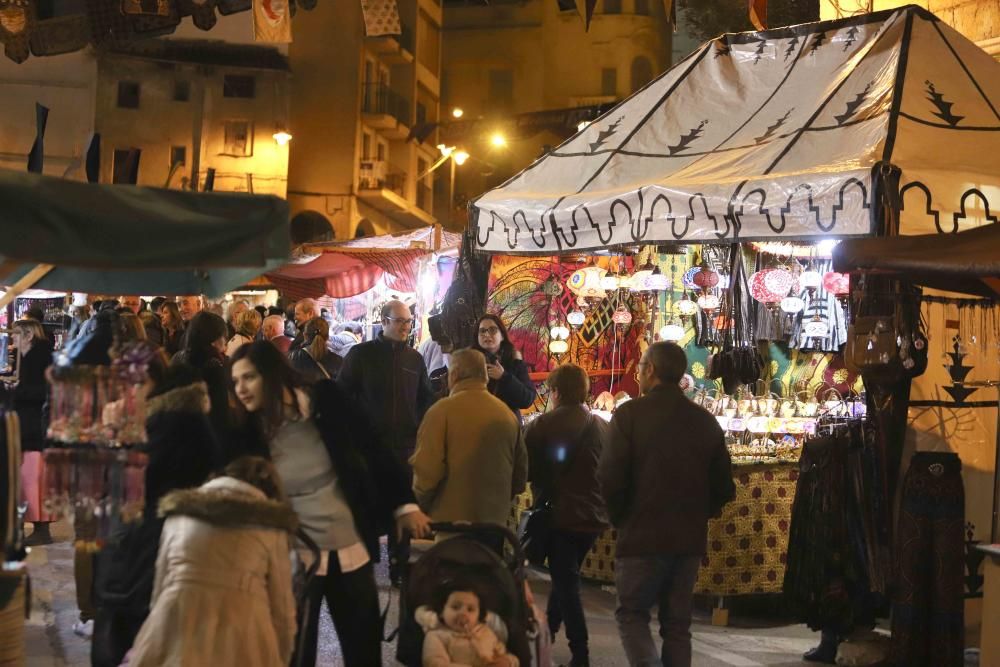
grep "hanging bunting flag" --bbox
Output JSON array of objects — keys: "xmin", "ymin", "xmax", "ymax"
[
  {"xmin": 27, "ymin": 102, "xmax": 48, "ymax": 173},
  {"xmin": 584, "ymin": 0, "xmax": 597, "ymax": 30},
  {"xmin": 749, "ymin": 0, "xmax": 766, "ymax": 31},
  {"xmin": 253, "ymin": 0, "xmax": 291, "ymax": 42},
  {"xmin": 85, "ymin": 133, "xmax": 101, "ymax": 184},
  {"xmin": 360, "ymin": 0, "xmax": 400, "ymax": 37}
]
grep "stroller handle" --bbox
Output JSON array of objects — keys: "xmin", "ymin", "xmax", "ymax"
[{"xmin": 426, "ymin": 521, "xmax": 527, "ymax": 572}]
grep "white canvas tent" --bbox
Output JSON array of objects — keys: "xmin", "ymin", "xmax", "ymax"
[{"xmin": 472, "ymin": 5, "xmax": 1000, "ymax": 253}]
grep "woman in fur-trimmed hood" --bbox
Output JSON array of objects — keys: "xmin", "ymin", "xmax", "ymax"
[{"xmin": 126, "ymin": 457, "xmax": 298, "ymax": 667}]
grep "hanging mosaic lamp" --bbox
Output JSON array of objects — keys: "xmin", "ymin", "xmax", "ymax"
[
  {"xmin": 550, "ymin": 325, "xmax": 570, "ymax": 340},
  {"xmin": 682, "ymin": 266, "xmax": 701, "ymax": 289},
  {"xmin": 612, "ymin": 305, "xmax": 633, "ymax": 325},
  {"xmin": 692, "ymin": 264, "xmax": 720, "ymax": 290},
  {"xmin": 600, "ymin": 275, "xmax": 621, "ymax": 291},
  {"xmin": 822, "ymin": 271, "xmax": 850, "ymax": 295},
  {"xmin": 659, "ymin": 321, "xmax": 685, "ymax": 342},
  {"xmin": 798, "ymin": 270, "xmax": 822, "ymax": 290},
  {"xmin": 676, "ymin": 293, "xmax": 699, "ymax": 316},
  {"xmin": 803, "ymin": 316, "xmax": 830, "ymax": 338},
  {"xmin": 549, "ymin": 339, "xmax": 569, "ymax": 355},
  {"xmin": 696, "ymin": 293, "xmax": 720, "ymax": 312},
  {"xmin": 567, "ymin": 266, "xmax": 607, "ymax": 298},
  {"xmin": 780, "ymin": 296, "xmax": 805, "ymax": 314},
  {"xmin": 645, "ymin": 267, "xmax": 671, "ymax": 292},
  {"xmin": 567, "ymin": 310, "xmax": 586, "ymax": 327},
  {"xmin": 749, "ymin": 268, "xmax": 792, "ymax": 304},
  {"xmin": 628, "ymin": 260, "xmax": 656, "ymax": 292}
]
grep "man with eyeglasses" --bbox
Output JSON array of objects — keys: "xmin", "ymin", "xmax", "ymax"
[{"xmin": 338, "ymin": 299, "xmax": 435, "ymax": 583}]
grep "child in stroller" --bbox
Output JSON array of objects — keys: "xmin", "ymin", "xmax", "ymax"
[
  {"xmin": 415, "ymin": 578, "xmax": 518, "ymax": 666},
  {"xmin": 394, "ymin": 522, "xmax": 550, "ymax": 667}
]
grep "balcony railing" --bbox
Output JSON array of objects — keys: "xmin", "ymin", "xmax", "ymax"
[
  {"xmin": 359, "ymin": 159, "xmax": 407, "ymax": 198},
  {"xmin": 361, "ymin": 83, "xmax": 412, "ymax": 127}
]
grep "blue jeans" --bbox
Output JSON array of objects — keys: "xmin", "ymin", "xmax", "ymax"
[
  {"xmin": 614, "ymin": 554, "xmax": 701, "ymax": 667},
  {"xmin": 547, "ymin": 531, "xmax": 598, "ymax": 664}
]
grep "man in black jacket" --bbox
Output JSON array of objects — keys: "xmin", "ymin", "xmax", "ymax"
[
  {"xmin": 600, "ymin": 342, "xmax": 735, "ymax": 667},
  {"xmin": 338, "ymin": 299, "xmax": 435, "ymax": 579}
]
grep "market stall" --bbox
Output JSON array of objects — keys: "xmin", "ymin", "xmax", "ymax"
[
  {"xmin": 265, "ymin": 225, "xmax": 462, "ymax": 340},
  {"xmin": 471, "ymin": 4, "xmax": 1000, "ymax": 614},
  {"xmin": 0, "ymin": 167, "xmax": 290, "ymax": 664}
]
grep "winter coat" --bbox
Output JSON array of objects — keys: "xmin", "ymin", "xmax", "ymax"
[
  {"xmin": 226, "ymin": 333, "xmax": 254, "ymax": 357},
  {"xmin": 288, "ymin": 347, "xmax": 343, "ymax": 384},
  {"xmin": 486, "ymin": 357, "xmax": 536, "ymax": 421},
  {"xmin": 235, "ymin": 380, "xmax": 416, "ymax": 562},
  {"xmin": 127, "ymin": 477, "xmax": 297, "ymax": 667},
  {"xmin": 423, "ymin": 626, "xmax": 518, "ymax": 667},
  {"xmin": 328, "ymin": 331, "xmax": 360, "ymax": 359},
  {"xmin": 91, "ymin": 382, "xmax": 221, "ymax": 667},
  {"xmin": 170, "ymin": 349, "xmax": 234, "ymax": 462},
  {"xmin": 524, "ymin": 404, "xmax": 609, "ymax": 534},
  {"xmin": 162, "ymin": 325, "xmax": 184, "ymax": 358},
  {"xmin": 600, "ymin": 383, "xmax": 735, "ymax": 557},
  {"xmin": 268, "ymin": 335, "xmax": 293, "ymax": 355},
  {"xmin": 338, "ymin": 334, "xmax": 435, "ymax": 455},
  {"xmin": 4, "ymin": 339, "xmax": 53, "ymax": 451},
  {"xmin": 411, "ymin": 379, "xmax": 527, "ymax": 526}
]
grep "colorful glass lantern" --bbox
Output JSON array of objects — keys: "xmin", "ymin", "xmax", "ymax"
[
  {"xmin": 676, "ymin": 294, "xmax": 699, "ymax": 316},
  {"xmin": 749, "ymin": 268, "xmax": 794, "ymax": 304},
  {"xmin": 567, "ymin": 266, "xmax": 607, "ymax": 298},
  {"xmin": 567, "ymin": 310, "xmax": 586, "ymax": 327},
  {"xmin": 798, "ymin": 270, "xmax": 822, "ymax": 290},
  {"xmin": 692, "ymin": 264, "xmax": 720, "ymax": 290},
  {"xmin": 600, "ymin": 275, "xmax": 621, "ymax": 291},
  {"xmin": 696, "ymin": 294, "xmax": 720, "ymax": 312},
  {"xmin": 780, "ymin": 296, "xmax": 805, "ymax": 314},
  {"xmin": 803, "ymin": 317, "xmax": 830, "ymax": 338},
  {"xmin": 645, "ymin": 268, "xmax": 671, "ymax": 292},
  {"xmin": 822, "ymin": 271, "xmax": 850, "ymax": 295},
  {"xmin": 612, "ymin": 306, "xmax": 633, "ymax": 325},
  {"xmin": 549, "ymin": 339, "xmax": 569, "ymax": 355},
  {"xmin": 550, "ymin": 325, "xmax": 570, "ymax": 340},
  {"xmin": 659, "ymin": 322, "xmax": 685, "ymax": 341}
]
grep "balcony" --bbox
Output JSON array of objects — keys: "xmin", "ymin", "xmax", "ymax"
[
  {"xmin": 358, "ymin": 159, "xmax": 436, "ymax": 228},
  {"xmin": 366, "ymin": 24, "xmax": 414, "ymax": 65},
  {"xmin": 362, "ymin": 83, "xmax": 412, "ymax": 140}
]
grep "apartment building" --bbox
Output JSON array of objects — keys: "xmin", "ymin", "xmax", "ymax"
[
  {"xmin": 438, "ymin": 0, "xmax": 672, "ymax": 226},
  {"xmin": 286, "ymin": 0, "xmax": 444, "ymax": 241},
  {"xmin": 95, "ymin": 39, "xmax": 291, "ymax": 196}
]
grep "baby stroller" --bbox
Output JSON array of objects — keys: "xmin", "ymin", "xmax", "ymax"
[{"xmin": 393, "ymin": 521, "xmax": 548, "ymax": 667}]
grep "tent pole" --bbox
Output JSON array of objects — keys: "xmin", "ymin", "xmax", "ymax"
[{"xmin": 0, "ymin": 264, "xmax": 56, "ymax": 309}]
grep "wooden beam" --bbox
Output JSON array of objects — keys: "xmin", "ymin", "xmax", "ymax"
[{"xmin": 0, "ymin": 264, "xmax": 55, "ymax": 309}]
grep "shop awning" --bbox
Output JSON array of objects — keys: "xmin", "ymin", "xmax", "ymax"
[
  {"xmin": 832, "ymin": 222, "xmax": 1000, "ymax": 297},
  {"xmin": 472, "ymin": 5, "xmax": 1000, "ymax": 253},
  {"xmin": 0, "ymin": 169, "xmax": 290, "ymax": 298},
  {"xmin": 266, "ymin": 226, "xmax": 462, "ymax": 300}
]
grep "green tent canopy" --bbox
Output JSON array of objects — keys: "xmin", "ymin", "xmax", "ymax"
[{"xmin": 0, "ymin": 170, "xmax": 290, "ymax": 298}]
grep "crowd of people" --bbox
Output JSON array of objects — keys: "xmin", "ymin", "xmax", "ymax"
[{"xmin": 5, "ymin": 293, "xmax": 735, "ymax": 667}]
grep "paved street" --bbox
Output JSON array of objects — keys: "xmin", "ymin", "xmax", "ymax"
[{"xmin": 23, "ymin": 521, "xmax": 828, "ymax": 666}]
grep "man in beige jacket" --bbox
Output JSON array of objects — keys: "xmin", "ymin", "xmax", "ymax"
[{"xmin": 411, "ymin": 348, "xmax": 528, "ymax": 546}]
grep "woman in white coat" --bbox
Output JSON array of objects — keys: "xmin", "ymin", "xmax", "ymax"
[{"xmin": 127, "ymin": 457, "xmax": 297, "ymax": 667}]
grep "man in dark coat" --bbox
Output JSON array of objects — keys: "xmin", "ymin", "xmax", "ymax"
[
  {"xmin": 338, "ymin": 299, "xmax": 434, "ymax": 581},
  {"xmin": 600, "ymin": 342, "xmax": 735, "ymax": 667}
]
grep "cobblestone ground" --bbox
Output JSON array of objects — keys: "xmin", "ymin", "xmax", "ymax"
[{"xmin": 23, "ymin": 521, "xmax": 831, "ymax": 666}]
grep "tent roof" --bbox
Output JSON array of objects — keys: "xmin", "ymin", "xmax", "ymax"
[
  {"xmin": 832, "ymin": 222, "xmax": 1000, "ymax": 297},
  {"xmin": 0, "ymin": 170, "xmax": 290, "ymax": 297},
  {"xmin": 267, "ymin": 227, "xmax": 461, "ymax": 301},
  {"xmin": 473, "ymin": 5, "xmax": 1000, "ymax": 253}
]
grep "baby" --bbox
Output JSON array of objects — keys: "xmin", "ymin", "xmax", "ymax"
[{"xmin": 416, "ymin": 581, "xmax": 518, "ymax": 667}]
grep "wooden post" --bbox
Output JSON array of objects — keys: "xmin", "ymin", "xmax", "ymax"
[{"xmin": 0, "ymin": 264, "xmax": 56, "ymax": 310}]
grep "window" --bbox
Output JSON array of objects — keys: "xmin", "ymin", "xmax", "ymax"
[
  {"xmin": 604, "ymin": 0, "xmax": 621, "ymax": 14},
  {"xmin": 630, "ymin": 56, "xmax": 653, "ymax": 93},
  {"xmin": 170, "ymin": 146, "xmax": 186, "ymax": 167},
  {"xmin": 634, "ymin": 0, "xmax": 649, "ymax": 14},
  {"xmin": 601, "ymin": 68, "xmax": 617, "ymax": 97},
  {"xmin": 221, "ymin": 120, "xmax": 253, "ymax": 157},
  {"xmin": 362, "ymin": 131, "xmax": 373, "ymax": 160},
  {"xmin": 416, "ymin": 101, "xmax": 427, "ymax": 127},
  {"xmin": 557, "ymin": 0, "xmax": 576, "ymax": 10},
  {"xmin": 223, "ymin": 75, "xmax": 255, "ymax": 99},
  {"xmin": 112, "ymin": 148, "xmax": 140, "ymax": 184},
  {"xmin": 488, "ymin": 69, "xmax": 513, "ymax": 111},
  {"xmin": 376, "ymin": 139, "xmax": 387, "ymax": 162},
  {"xmin": 117, "ymin": 81, "xmax": 140, "ymax": 109},
  {"xmin": 173, "ymin": 80, "xmax": 190, "ymax": 102}
]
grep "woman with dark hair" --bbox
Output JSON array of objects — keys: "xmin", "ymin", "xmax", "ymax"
[
  {"xmin": 3, "ymin": 319, "xmax": 55, "ymax": 545},
  {"xmin": 118, "ymin": 312, "xmax": 147, "ymax": 344},
  {"xmin": 91, "ymin": 361, "xmax": 223, "ymax": 667},
  {"xmin": 158, "ymin": 301, "xmax": 185, "ymax": 357},
  {"xmin": 171, "ymin": 311, "xmax": 232, "ymax": 454},
  {"xmin": 229, "ymin": 342, "xmax": 431, "ymax": 667},
  {"xmin": 288, "ymin": 317, "xmax": 342, "ymax": 383},
  {"xmin": 471, "ymin": 314, "xmax": 537, "ymax": 420}
]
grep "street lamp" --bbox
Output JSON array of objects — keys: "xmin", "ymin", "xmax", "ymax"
[
  {"xmin": 453, "ymin": 150, "xmax": 470, "ymax": 165},
  {"xmin": 489, "ymin": 132, "xmax": 507, "ymax": 148},
  {"xmin": 272, "ymin": 126, "xmax": 292, "ymax": 145},
  {"xmin": 451, "ymin": 107, "xmax": 464, "ymax": 119}
]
